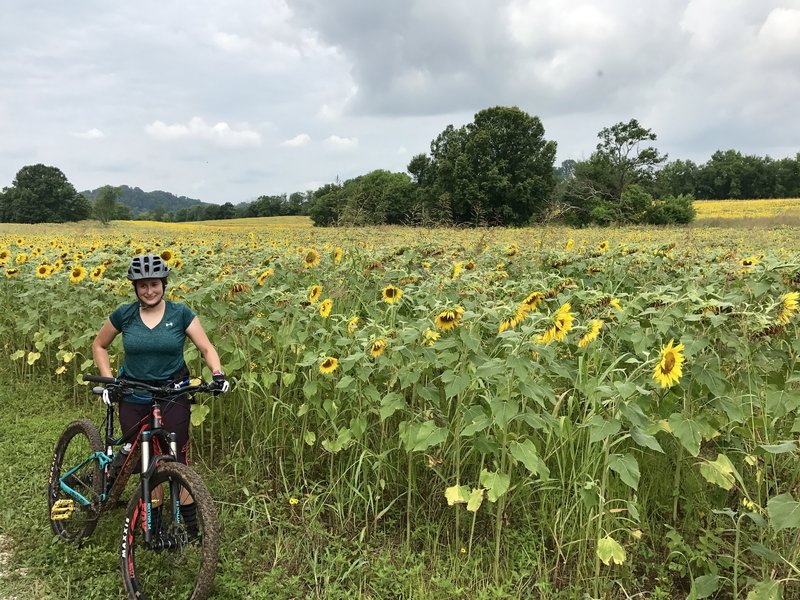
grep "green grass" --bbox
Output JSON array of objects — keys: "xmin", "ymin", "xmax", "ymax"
[{"xmin": 0, "ymin": 370, "xmax": 594, "ymax": 599}]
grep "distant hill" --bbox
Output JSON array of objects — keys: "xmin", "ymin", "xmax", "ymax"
[{"xmin": 81, "ymin": 185, "xmax": 213, "ymax": 216}]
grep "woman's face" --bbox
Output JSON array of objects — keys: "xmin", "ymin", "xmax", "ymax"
[{"xmin": 134, "ymin": 278, "xmax": 164, "ymax": 306}]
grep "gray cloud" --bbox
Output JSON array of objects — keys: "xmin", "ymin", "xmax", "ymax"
[{"xmin": 1, "ymin": 0, "xmax": 798, "ymax": 203}]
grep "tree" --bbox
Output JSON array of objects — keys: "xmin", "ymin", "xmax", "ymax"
[
  {"xmin": 93, "ymin": 185, "xmax": 123, "ymax": 225},
  {"xmin": 595, "ymin": 119, "xmax": 667, "ymax": 201},
  {"xmin": 0, "ymin": 164, "xmax": 90, "ymax": 223},
  {"xmin": 308, "ymin": 183, "xmax": 344, "ymax": 226},
  {"xmin": 422, "ymin": 106, "xmax": 557, "ymax": 226}
]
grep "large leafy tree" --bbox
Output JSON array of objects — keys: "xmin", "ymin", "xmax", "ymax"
[
  {"xmin": 418, "ymin": 106, "xmax": 557, "ymax": 226},
  {"xmin": 92, "ymin": 185, "xmax": 124, "ymax": 225},
  {"xmin": 0, "ymin": 164, "xmax": 90, "ymax": 223}
]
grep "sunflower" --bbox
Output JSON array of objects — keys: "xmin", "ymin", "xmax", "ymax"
[
  {"xmin": 308, "ymin": 284, "xmax": 322, "ymax": 304},
  {"xmin": 347, "ymin": 317, "xmax": 360, "ymax": 334},
  {"xmin": 189, "ymin": 248, "xmax": 198, "ymax": 256},
  {"xmin": 227, "ymin": 283, "xmax": 250, "ymax": 298},
  {"xmin": 498, "ymin": 316, "xmax": 517, "ymax": 333},
  {"xmin": 653, "ymin": 339, "xmax": 685, "ymax": 388},
  {"xmin": 382, "ymin": 285, "xmax": 403, "ymax": 304},
  {"xmin": 609, "ymin": 298, "xmax": 623, "ymax": 312},
  {"xmin": 451, "ymin": 262, "xmax": 463, "ymax": 279},
  {"xmin": 257, "ymin": 268, "xmax": 274, "ymax": 285},
  {"xmin": 52, "ymin": 258, "xmax": 64, "ymax": 272},
  {"xmin": 421, "ymin": 261, "xmax": 431, "ymax": 269},
  {"xmin": 505, "ymin": 243, "xmax": 519, "ymax": 257},
  {"xmin": 69, "ymin": 265, "xmax": 87, "ymax": 284},
  {"xmin": 303, "ymin": 249, "xmax": 320, "ymax": 269},
  {"xmin": 15, "ymin": 253, "xmax": 27, "ymax": 264},
  {"xmin": 518, "ymin": 291, "xmax": 544, "ymax": 318},
  {"xmin": 597, "ymin": 241, "xmax": 609, "ymax": 253},
  {"xmin": 36, "ymin": 264, "xmax": 52, "ymax": 278},
  {"xmin": 536, "ymin": 303, "xmax": 575, "ymax": 345},
  {"xmin": 740, "ymin": 254, "xmax": 763, "ymax": 268},
  {"xmin": 333, "ymin": 247, "xmax": 343, "ymax": 264},
  {"xmin": 565, "ymin": 239, "xmax": 575, "ymax": 250},
  {"xmin": 5, "ymin": 268, "xmax": 20, "ymax": 278},
  {"xmin": 319, "ymin": 356, "xmax": 339, "ymax": 375},
  {"xmin": 89, "ymin": 265, "xmax": 105, "ymax": 281},
  {"xmin": 465, "ymin": 260, "xmax": 476, "ymax": 270},
  {"xmin": 160, "ymin": 249, "xmax": 174, "ymax": 263},
  {"xmin": 369, "ymin": 338, "xmax": 388, "ymax": 358},
  {"xmin": 173, "ymin": 258, "xmax": 184, "ymax": 270},
  {"xmin": 578, "ymin": 319, "xmax": 604, "ymax": 348},
  {"xmin": 434, "ymin": 306, "xmax": 465, "ymax": 332},
  {"xmin": 0, "ymin": 249, "xmax": 9, "ymax": 263},
  {"xmin": 319, "ymin": 298, "xmax": 333, "ymax": 318},
  {"xmin": 422, "ymin": 328, "xmax": 440, "ymax": 346},
  {"xmin": 777, "ymin": 291, "xmax": 800, "ymax": 324}
]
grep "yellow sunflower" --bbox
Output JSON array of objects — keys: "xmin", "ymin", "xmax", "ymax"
[
  {"xmin": 434, "ymin": 306, "xmax": 465, "ymax": 332},
  {"xmin": 422, "ymin": 328, "xmax": 440, "ymax": 346},
  {"xmin": 69, "ymin": 265, "xmax": 87, "ymax": 284},
  {"xmin": 740, "ymin": 254, "xmax": 763, "ymax": 268},
  {"xmin": 257, "ymin": 268, "xmax": 274, "ymax": 285},
  {"xmin": 653, "ymin": 339, "xmax": 685, "ymax": 388},
  {"xmin": 333, "ymin": 247, "xmax": 343, "ymax": 264},
  {"xmin": 89, "ymin": 265, "xmax": 105, "ymax": 281},
  {"xmin": 536, "ymin": 303, "xmax": 575, "ymax": 345},
  {"xmin": 303, "ymin": 249, "xmax": 320, "ymax": 269},
  {"xmin": 173, "ymin": 258, "xmax": 184, "ymax": 270},
  {"xmin": 565, "ymin": 239, "xmax": 575, "ymax": 250},
  {"xmin": 597, "ymin": 241, "xmax": 609, "ymax": 253},
  {"xmin": 777, "ymin": 291, "xmax": 799, "ymax": 324},
  {"xmin": 517, "ymin": 291, "xmax": 545, "ymax": 321},
  {"xmin": 5, "ymin": 267, "xmax": 20, "ymax": 278},
  {"xmin": 369, "ymin": 338, "xmax": 388, "ymax": 358},
  {"xmin": 505, "ymin": 243, "xmax": 519, "ymax": 257},
  {"xmin": 15, "ymin": 253, "xmax": 27, "ymax": 264},
  {"xmin": 160, "ymin": 249, "xmax": 174, "ymax": 263},
  {"xmin": 319, "ymin": 298, "xmax": 333, "ymax": 318},
  {"xmin": 347, "ymin": 317, "xmax": 360, "ymax": 334},
  {"xmin": 308, "ymin": 284, "xmax": 323, "ymax": 304},
  {"xmin": 578, "ymin": 319, "xmax": 604, "ymax": 348},
  {"xmin": 465, "ymin": 260, "xmax": 476, "ymax": 270},
  {"xmin": 319, "ymin": 356, "xmax": 339, "ymax": 375},
  {"xmin": 382, "ymin": 285, "xmax": 403, "ymax": 304},
  {"xmin": 36, "ymin": 264, "xmax": 52, "ymax": 278},
  {"xmin": 498, "ymin": 316, "xmax": 517, "ymax": 333},
  {"xmin": 609, "ymin": 298, "xmax": 623, "ymax": 312},
  {"xmin": 189, "ymin": 248, "xmax": 198, "ymax": 256},
  {"xmin": 451, "ymin": 262, "xmax": 463, "ymax": 279}
]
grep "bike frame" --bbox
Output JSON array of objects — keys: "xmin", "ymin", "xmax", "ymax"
[{"xmin": 60, "ymin": 377, "xmax": 210, "ymax": 546}]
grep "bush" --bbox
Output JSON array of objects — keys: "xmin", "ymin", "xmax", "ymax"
[{"xmin": 645, "ymin": 194, "xmax": 696, "ymax": 225}]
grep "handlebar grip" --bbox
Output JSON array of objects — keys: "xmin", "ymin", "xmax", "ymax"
[{"xmin": 82, "ymin": 374, "xmax": 117, "ymax": 384}]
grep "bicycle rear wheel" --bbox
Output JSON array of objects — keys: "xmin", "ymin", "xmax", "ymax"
[
  {"xmin": 121, "ymin": 461, "xmax": 219, "ymax": 600},
  {"xmin": 48, "ymin": 419, "xmax": 104, "ymax": 542}
]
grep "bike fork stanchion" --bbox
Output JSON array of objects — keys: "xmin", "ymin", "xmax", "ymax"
[
  {"xmin": 141, "ymin": 430, "xmax": 153, "ymax": 546},
  {"xmin": 168, "ymin": 431, "xmax": 183, "ymax": 526}
]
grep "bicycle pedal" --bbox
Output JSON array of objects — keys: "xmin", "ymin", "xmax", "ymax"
[{"xmin": 51, "ymin": 499, "xmax": 75, "ymax": 520}]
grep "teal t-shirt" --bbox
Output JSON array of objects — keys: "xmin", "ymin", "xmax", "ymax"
[{"xmin": 109, "ymin": 301, "xmax": 196, "ymax": 382}]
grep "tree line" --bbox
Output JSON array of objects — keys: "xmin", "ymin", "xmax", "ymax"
[{"xmin": 2, "ymin": 106, "xmax": 799, "ymax": 226}]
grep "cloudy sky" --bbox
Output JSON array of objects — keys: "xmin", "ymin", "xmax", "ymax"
[{"xmin": 2, "ymin": 0, "xmax": 799, "ymax": 204}]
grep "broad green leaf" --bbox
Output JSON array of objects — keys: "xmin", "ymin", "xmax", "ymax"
[
  {"xmin": 282, "ymin": 372, "xmax": 296, "ymax": 385},
  {"xmin": 689, "ymin": 574, "xmax": 719, "ymax": 599},
  {"xmin": 489, "ymin": 398, "xmax": 518, "ymax": 429},
  {"xmin": 321, "ymin": 428, "xmax": 353, "ymax": 454},
  {"xmin": 466, "ymin": 488, "xmax": 485, "ymax": 512},
  {"xmin": 461, "ymin": 406, "xmax": 491, "ymax": 437},
  {"xmin": 614, "ymin": 381, "xmax": 637, "ymax": 399},
  {"xmin": 746, "ymin": 579, "xmax": 783, "ymax": 600},
  {"xmin": 759, "ymin": 441, "xmax": 797, "ymax": 454},
  {"xmin": 10, "ymin": 350, "xmax": 24, "ymax": 360},
  {"xmin": 303, "ymin": 431, "xmax": 316, "ymax": 446},
  {"xmin": 767, "ymin": 493, "xmax": 800, "ymax": 531},
  {"xmin": 631, "ymin": 427, "xmax": 664, "ymax": 453},
  {"xmin": 400, "ymin": 420, "xmax": 448, "ymax": 453},
  {"xmin": 509, "ymin": 439, "xmax": 550, "ymax": 479},
  {"xmin": 588, "ymin": 415, "xmax": 621, "ymax": 444},
  {"xmin": 668, "ymin": 413, "xmax": 702, "ymax": 456},
  {"xmin": 445, "ymin": 372, "xmax": 471, "ymax": 399},
  {"xmin": 698, "ymin": 453, "xmax": 737, "ymax": 490},
  {"xmin": 379, "ymin": 392, "xmax": 406, "ymax": 421},
  {"xmin": 335, "ymin": 375, "xmax": 355, "ymax": 390},
  {"xmin": 749, "ymin": 543, "xmax": 781, "ymax": 563},
  {"xmin": 479, "ymin": 469, "xmax": 511, "ymax": 503},
  {"xmin": 596, "ymin": 536, "xmax": 626, "ymax": 565},
  {"xmin": 302, "ymin": 379, "xmax": 317, "ymax": 399},
  {"xmin": 444, "ymin": 485, "xmax": 470, "ymax": 506},
  {"xmin": 190, "ymin": 403, "xmax": 211, "ymax": 427},
  {"xmin": 609, "ymin": 453, "xmax": 640, "ymax": 490}
]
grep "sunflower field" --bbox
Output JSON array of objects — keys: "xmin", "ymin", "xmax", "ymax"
[{"xmin": 2, "ymin": 216, "xmax": 800, "ymax": 597}]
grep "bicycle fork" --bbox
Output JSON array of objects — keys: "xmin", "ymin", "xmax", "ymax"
[{"xmin": 139, "ymin": 428, "xmax": 182, "ymax": 547}]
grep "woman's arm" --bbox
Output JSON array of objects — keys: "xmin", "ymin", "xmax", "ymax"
[
  {"xmin": 185, "ymin": 316, "xmax": 223, "ymax": 374},
  {"xmin": 92, "ymin": 319, "xmax": 120, "ymax": 378}
]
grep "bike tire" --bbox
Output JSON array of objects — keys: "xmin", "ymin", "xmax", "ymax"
[
  {"xmin": 120, "ymin": 461, "xmax": 219, "ymax": 600},
  {"xmin": 48, "ymin": 418, "xmax": 104, "ymax": 542}
]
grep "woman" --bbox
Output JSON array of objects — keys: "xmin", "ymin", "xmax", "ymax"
[{"xmin": 92, "ymin": 253, "xmax": 228, "ymax": 531}]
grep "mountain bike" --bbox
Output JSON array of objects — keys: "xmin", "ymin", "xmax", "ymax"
[{"xmin": 48, "ymin": 375, "xmax": 221, "ymax": 600}]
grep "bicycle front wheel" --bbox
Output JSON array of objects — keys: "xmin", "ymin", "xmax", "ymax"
[
  {"xmin": 121, "ymin": 462, "xmax": 220, "ymax": 600},
  {"xmin": 48, "ymin": 419, "xmax": 104, "ymax": 542}
]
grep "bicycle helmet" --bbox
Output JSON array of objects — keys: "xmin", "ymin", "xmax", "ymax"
[{"xmin": 127, "ymin": 254, "xmax": 170, "ymax": 280}]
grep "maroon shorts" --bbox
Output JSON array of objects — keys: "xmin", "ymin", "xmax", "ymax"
[{"xmin": 118, "ymin": 397, "xmax": 192, "ymax": 464}]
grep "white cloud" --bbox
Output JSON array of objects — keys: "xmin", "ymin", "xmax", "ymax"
[
  {"xmin": 282, "ymin": 133, "xmax": 311, "ymax": 147},
  {"xmin": 325, "ymin": 135, "xmax": 358, "ymax": 149},
  {"xmin": 145, "ymin": 117, "xmax": 261, "ymax": 148},
  {"xmin": 212, "ymin": 31, "xmax": 252, "ymax": 53},
  {"xmin": 397, "ymin": 146, "xmax": 407, "ymax": 154},
  {"xmin": 74, "ymin": 128, "xmax": 105, "ymax": 140}
]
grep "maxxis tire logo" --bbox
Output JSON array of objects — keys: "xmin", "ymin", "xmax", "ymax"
[{"xmin": 121, "ymin": 516, "xmax": 130, "ymax": 559}]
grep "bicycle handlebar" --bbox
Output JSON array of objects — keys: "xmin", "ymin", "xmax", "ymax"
[{"xmin": 82, "ymin": 374, "xmax": 213, "ymax": 395}]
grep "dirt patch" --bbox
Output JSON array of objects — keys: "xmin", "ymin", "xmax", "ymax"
[{"xmin": 0, "ymin": 533, "xmax": 26, "ymax": 599}]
